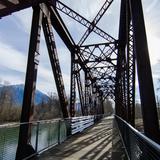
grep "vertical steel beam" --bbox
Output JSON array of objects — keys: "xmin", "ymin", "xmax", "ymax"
[
  {"xmin": 115, "ymin": 0, "xmax": 127, "ymax": 119},
  {"xmin": 129, "ymin": 0, "xmax": 160, "ymax": 143},
  {"xmin": 75, "ymin": 64, "xmax": 85, "ymax": 115},
  {"xmin": 99, "ymin": 92, "xmax": 104, "ymax": 114},
  {"xmin": 42, "ymin": 16, "xmax": 69, "ymax": 118},
  {"xmin": 16, "ymin": 6, "xmax": 42, "ymax": 160},
  {"xmin": 126, "ymin": 20, "xmax": 135, "ymax": 126},
  {"xmin": 70, "ymin": 54, "xmax": 76, "ymax": 117},
  {"xmin": 126, "ymin": 0, "xmax": 131, "ymax": 124},
  {"xmin": 84, "ymin": 72, "xmax": 91, "ymax": 115}
]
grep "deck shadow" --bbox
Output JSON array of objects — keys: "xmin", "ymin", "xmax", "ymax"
[{"xmin": 38, "ymin": 117, "xmax": 127, "ymax": 160}]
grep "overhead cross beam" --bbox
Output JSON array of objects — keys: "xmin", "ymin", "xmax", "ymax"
[
  {"xmin": 78, "ymin": 0, "xmax": 114, "ymax": 45},
  {"xmin": 0, "ymin": 0, "xmax": 45, "ymax": 18},
  {"xmin": 47, "ymin": 4, "xmax": 75, "ymax": 51},
  {"xmin": 55, "ymin": 0, "xmax": 116, "ymax": 43}
]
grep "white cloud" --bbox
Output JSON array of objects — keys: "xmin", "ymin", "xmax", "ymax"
[
  {"xmin": 14, "ymin": 8, "xmax": 32, "ymax": 34},
  {"xmin": 1, "ymin": 0, "xmax": 160, "ymax": 97},
  {"xmin": 61, "ymin": 0, "xmax": 106, "ymax": 20},
  {"xmin": 0, "ymin": 41, "xmax": 27, "ymax": 73},
  {"xmin": 145, "ymin": 0, "xmax": 159, "ymax": 13},
  {"xmin": 0, "ymin": 39, "xmax": 71, "ymax": 94},
  {"xmin": 147, "ymin": 34, "xmax": 160, "ymax": 65}
]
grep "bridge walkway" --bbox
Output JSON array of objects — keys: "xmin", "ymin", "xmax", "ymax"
[{"xmin": 38, "ymin": 117, "xmax": 127, "ymax": 160}]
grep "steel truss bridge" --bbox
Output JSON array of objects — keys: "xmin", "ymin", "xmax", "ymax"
[{"xmin": 0, "ymin": 0, "xmax": 160, "ymax": 159}]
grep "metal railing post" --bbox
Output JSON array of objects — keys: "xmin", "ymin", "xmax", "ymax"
[
  {"xmin": 35, "ymin": 122, "xmax": 40, "ymax": 152},
  {"xmin": 58, "ymin": 120, "xmax": 61, "ymax": 144}
]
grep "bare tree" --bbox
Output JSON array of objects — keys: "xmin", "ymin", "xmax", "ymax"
[
  {"xmin": 35, "ymin": 92, "xmax": 62, "ymax": 120},
  {"xmin": 0, "ymin": 85, "xmax": 15, "ymax": 107},
  {"xmin": 103, "ymin": 99, "xmax": 114, "ymax": 115}
]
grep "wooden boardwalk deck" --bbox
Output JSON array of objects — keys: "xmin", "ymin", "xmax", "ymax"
[{"xmin": 38, "ymin": 117, "xmax": 127, "ymax": 160}]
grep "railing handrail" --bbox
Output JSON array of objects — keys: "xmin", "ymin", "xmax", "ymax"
[
  {"xmin": 115, "ymin": 115, "xmax": 160, "ymax": 154},
  {"xmin": 0, "ymin": 114, "xmax": 105, "ymax": 128},
  {"xmin": 0, "ymin": 118, "xmax": 63, "ymax": 128}
]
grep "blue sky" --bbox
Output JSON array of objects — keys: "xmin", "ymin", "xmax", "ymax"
[{"xmin": 0, "ymin": 0, "xmax": 160, "ymax": 96}]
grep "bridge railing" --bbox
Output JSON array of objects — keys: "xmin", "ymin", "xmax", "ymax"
[
  {"xmin": 115, "ymin": 115, "xmax": 160, "ymax": 160},
  {"xmin": 0, "ymin": 119, "xmax": 67, "ymax": 160},
  {"xmin": 0, "ymin": 114, "xmax": 104, "ymax": 160}
]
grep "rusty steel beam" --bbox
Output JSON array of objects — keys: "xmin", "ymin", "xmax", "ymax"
[
  {"xmin": 70, "ymin": 55, "xmax": 76, "ymax": 117},
  {"xmin": 115, "ymin": 0, "xmax": 127, "ymax": 119},
  {"xmin": 78, "ymin": 0, "xmax": 114, "ymax": 45},
  {"xmin": 129, "ymin": 0, "xmax": 160, "ymax": 144},
  {"xmin": 55, "ymin": 0, "xmax": 116, "ymax": 43},
  {"xmin": 42, "ymin": 16, "xmax": 69, "ymax": 118},
  {"xmin": 16, "ymin": 6, "xmax": 42, "ymax": 160},
  {"xmin": 46, "ymin": 4, "xmax": 75, "ymax": 51},
  {"xmin": 0, "ymin": 0, "xmax": 45, "ymax": 18},
  {"xmin": 75, "ymin": 64, "xmax": 85, "ymax": 116}
]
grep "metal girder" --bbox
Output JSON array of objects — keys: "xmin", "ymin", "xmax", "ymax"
[
  {"xmin": 78, "ymin": 0, "xmax": 114, "ymax": 46},
  {"xmin": 55, "ymin": 0, "xmax": 116, "ymax": 43},
  {"xmin": 78, "ymin": 42, "xmax": 117, "ymax": 100},
  {"xmin": 16, "ymin": 6, "xmax": 42, "ymax": 159},
  {"xmin": 81, "ymin": 41, "xmax": 117, "ymax": 48},
  {"xmin": 42, "ymin": 16, "xmax": 69, "ymax": 118},
  {"xmin": 79, "ymin": 44, "xmax": 117, "ymax": 67},
  {"xmin": 47, "ymin": 4, "xmax": 75, "ymax": 51},
  {"xmin": 70, "ymin": 56, "xmax": 76, "ymax": 117},
  {"xmin": 129, "ymin": 0, "xmax": 160, "ymax": 144},
  {"xmin": 84, "ymin": 72, "xmax": 91, "ymax": 115},
  {"xmin": 0, "ymin": 0, "xmax": 45, "ymax": 18},
  {"xmin": 75, "ymin": 64, "xmax": 85, "ymax": 116},
  {"xmin": 115, "ymin": 0, "xmax": 127, "ymax": 119},
  {"xmin": 126, "ymin": 21, "xmax": 135, "ymax": 126},
  {"xmin": 41, "ymin": 4, "xmax": 108, "ymax": 114},
  {"xmin": 0, "ymin": 1, "xmax": 15, "ymax": 7},
  {"xmin": 1, "ymin": 0, "xmax": 158, "ymax": 147}
]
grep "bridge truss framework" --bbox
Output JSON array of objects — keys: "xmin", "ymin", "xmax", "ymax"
[{"xmin": 0, "ymin": 0, "xmax": 160, "ymax": 159}]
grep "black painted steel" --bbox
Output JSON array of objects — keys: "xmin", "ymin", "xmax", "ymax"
[
  {"xmin": 42, "ymin": 16, "xmax": 69, "ymax": 118},
  {"xmin": 0, "ymin": 0, "xmax": 45, "ymax": 18},
  {"xmin": 0, "ymin": 0, "xmax": 159, "ymax": 156},
  {"xmin": 70, "ymin": 54, "xmax": 76, "ymax": 117},
  {"xmin": 78, "ymin": 0, "xmax": 114, "ymax": 45},
  {"xmin": 16, "ymin": 6, "xmax": 42, "ymax": 160},
  {"xmin": 129, "ymin": 0, "xmax": 160, "ymax": 143},
  {"xmin": 55, "ymin": 0, "xmax": 116, "ymax": 43},
  {"xmin": 115, "ymin": 0, "xmax": 127, "ymax": 119},
  {"xmin": 75, "ymin": 64, "xmax": 85, "ymax": 116}
]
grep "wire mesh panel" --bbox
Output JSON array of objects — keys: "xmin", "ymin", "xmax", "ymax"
[
  {"xmin": 0, "ymin": 119, "xmax": 68, "ymax": 160},
  {"xmin": 0, "ymin": 125, "xmax": 19, "ymax": 160},
  {"xmin": 115, "ymin": 115, "xmax": 160, "ymax": 160},
  {"xmin": 0, "ymin": 115, "xmax": 103, "ymax": 160},
  {"xmin": 34, "ymin": 120, "xmax": 59, "ymax": 152},
  {"xmin": 59, "ymin": 120, "xmax": 67, "ymax": 143}
]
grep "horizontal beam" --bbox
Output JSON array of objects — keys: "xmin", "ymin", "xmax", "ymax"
[
  {"xmin": 0, "ymin": 0, "xmax": 45, "ymax": 18},
  {"xmin": 55, "ymin": 0, "xmax": 116, "ymax": 43},
  {"xmin": 80, "ymin": 42, "xmax": 117, "ymax": 48},
  {"xmin": 78, "ymin": 0, "xmax": 114, "ymax": 45}
]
